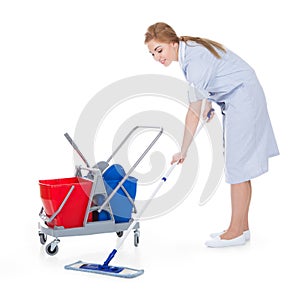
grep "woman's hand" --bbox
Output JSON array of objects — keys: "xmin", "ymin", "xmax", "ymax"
[
  {"xmin": 171, "ymin": 152, "xmax": 187, "ymax": 165},
  {"xmin": 203, "ymin": 101, "xmax": 215, "ymax": 122}
]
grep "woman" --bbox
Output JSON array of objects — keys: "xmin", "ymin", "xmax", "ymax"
[{"xmin": 145, "ymin": 22, "xmax": 279, "ymax": 247}]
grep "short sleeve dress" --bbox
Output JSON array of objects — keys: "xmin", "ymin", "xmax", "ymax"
[{"xmin": 178, "ymin": 41, "xmax": 279, "ymax": 184}]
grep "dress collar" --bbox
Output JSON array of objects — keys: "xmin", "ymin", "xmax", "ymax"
[{"xmin": 178, "ymin": 41, "xmax": 186, "ymax": 67}]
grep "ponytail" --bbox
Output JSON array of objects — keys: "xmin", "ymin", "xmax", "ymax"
[{"xmin": 179, "ymin": 36, "xmax": 226, "ymax": 59}]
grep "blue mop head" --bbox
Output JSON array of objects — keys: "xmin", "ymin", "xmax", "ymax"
[
  {"xmin": 65, "ymin": 249, "xmax": 143, "ymax": 278},
  {"xmin": 64, "ymin": 261, "xmax": 144, "ymax": 278}
]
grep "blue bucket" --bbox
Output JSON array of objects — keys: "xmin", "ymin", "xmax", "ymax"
[
  {"xmin": 93, "ymin": 194, "xmax": 111, "ymax": 221},
  {"xmin": 97, "ymin": 164, "xmax": 137, "ymax": 223}
]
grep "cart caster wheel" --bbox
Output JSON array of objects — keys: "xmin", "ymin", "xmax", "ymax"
[
  {"xmin": 116, "ymin": 231, "xmax": 123, "ymax": 238},
  {"xmin": 134, "ymin": 230, "xmax": 140, "ymax": 247},
  {"xmin": 39, "ymin": 232, "xmax": 47, "ymax": 245},
  {"xmin": 45, "ymin": 240, "xmax": 60, "ymax": 256}
]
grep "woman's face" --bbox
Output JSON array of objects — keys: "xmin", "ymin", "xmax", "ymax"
[{"xmin": 147, "ymin": 39, "xmax": 178, "ymax": 67}]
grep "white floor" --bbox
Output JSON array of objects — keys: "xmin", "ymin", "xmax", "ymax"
[{"xmin": 1, "ymin": 168, "xmax": 299, "ymax": 292}]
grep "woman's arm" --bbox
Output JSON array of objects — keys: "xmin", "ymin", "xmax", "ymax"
[
  {"xmin": 181, "ymin": 101, "xmax": 202, "ymax": 155},
  {"xmin": 171, "ymin": 100, "xmax": 202, "ymax": 164},
  {"xmin": 171, "ymin": 100, "xmax": 214, "ymax": 164}
]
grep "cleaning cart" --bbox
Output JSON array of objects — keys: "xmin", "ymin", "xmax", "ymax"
[{"xmin": 38, "ymin": 126, "xmax": 163, "ymax": 256}]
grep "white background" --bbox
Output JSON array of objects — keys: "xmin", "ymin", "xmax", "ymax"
[{"xmin": 1, "ymin": 0, "xmax": 299, "ymax": 291}]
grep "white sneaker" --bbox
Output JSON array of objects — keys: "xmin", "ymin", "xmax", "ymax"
[
  {"xmin": 205, "ymin": 234, "xmax": 246, "ymax": 248},
  {"xmin": 210, "ymin": 230, "xmax": 251, "ymax": 241}
]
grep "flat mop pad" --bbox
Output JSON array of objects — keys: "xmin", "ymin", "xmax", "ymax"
[{"xmin": 65, "ymin": 260, "xmax": 144, "ymax": 278}]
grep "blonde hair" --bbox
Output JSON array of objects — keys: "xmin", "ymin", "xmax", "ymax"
[{"xmin": 145, "ymin": 22, "xmax": 226, "ymax": 59}]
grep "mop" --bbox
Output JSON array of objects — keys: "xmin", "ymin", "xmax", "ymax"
[{"xmin": 65, "ymin": 108, "xmax": 215, "ymax": 278}]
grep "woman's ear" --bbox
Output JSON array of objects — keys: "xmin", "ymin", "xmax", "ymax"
[{"xmin": 172, "ymin": 41, "xmax": 179, "ymax": 48}]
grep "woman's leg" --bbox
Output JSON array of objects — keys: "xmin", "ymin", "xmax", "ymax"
[
  {"xmin": 221, "ymin": 180, "xmax": 252, "ymax": 240},
  {"xmin": 243, "ymin": 180, "xmax": 252, "ymax": 231}
]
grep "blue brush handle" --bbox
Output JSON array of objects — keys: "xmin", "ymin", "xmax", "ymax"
[
  {"xmin": 103, "ymin": 249, "xmax": 117, "ymax": 266},
  {"xmin": 207, "ymin": 108, "xmax": 215, "ymax": 119}
]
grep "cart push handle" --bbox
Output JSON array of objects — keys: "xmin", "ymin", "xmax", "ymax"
[{"xmin": 64, "ymin": 126, "xmax": 163, "ymax": 170}]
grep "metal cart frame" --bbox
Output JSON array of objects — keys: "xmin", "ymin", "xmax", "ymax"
[{"xmin": 38, "ymin": 126, "xmax": 163, "ymax": 255}]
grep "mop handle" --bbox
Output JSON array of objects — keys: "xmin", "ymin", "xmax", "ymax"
[
  {"xmin": 195, "ymin": 107, "xmax": 214, "ymax": 136},
  {"xmin": 64, "ymin": 133, "xmax": 90, "ymax": 168},
  {"xmin": 115, "ymin": 108, "xmax": 215, "ymax": 250}
]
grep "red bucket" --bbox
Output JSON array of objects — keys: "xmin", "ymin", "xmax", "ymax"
[{"xmin": 39, "ymin": 177, "xmax": 93, "ymax": 228}]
